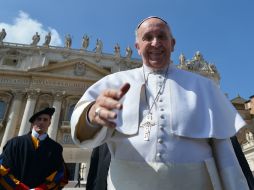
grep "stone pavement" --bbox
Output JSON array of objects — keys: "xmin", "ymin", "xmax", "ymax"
[{"xmin": 63, "ymin": 181, "xmax": 86, "ymax": 189}]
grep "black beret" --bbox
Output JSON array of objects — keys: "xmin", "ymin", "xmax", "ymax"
[{"xmin": 29, "ymin": 107, "xmax": 55, "ymax": 123}]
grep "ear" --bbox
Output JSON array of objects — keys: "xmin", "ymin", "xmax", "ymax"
[
  {"xmin": 135, "ymin": 42, "xmax": 141, "ymax": 55},
  {"xmin": 171, "ymin": 38, "xmax": 176, "ymax": 52}
]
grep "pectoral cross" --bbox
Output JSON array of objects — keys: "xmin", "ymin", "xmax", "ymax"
[{"xmin": 140, "ymin": 114, "xmax": 155, "ymax": 141}]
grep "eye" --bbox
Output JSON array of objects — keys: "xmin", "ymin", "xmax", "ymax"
[
  {"xmin": 157, "ymin": 33, "xmax": 168, "ymax": 40},
  {"xmin": 142, "ymin": 34, "xmax": 153, "ymax": 42},
  {"xmin": 43, "ymin": 118, "xmax": 48, "ymax": 122}
]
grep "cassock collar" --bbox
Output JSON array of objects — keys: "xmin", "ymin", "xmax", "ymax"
[{"xmin": 143, "ymin": 63, "xmax": 173, "ymax": 76}]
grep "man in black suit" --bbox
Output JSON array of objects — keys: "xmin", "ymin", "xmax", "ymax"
[{"xmin": 86, "ymin": 143, "xmax": 110, "ymax": 190}]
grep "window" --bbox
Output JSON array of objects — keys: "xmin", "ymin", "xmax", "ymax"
[
  {"xmin": 2, "ymin": 50, "xmax": 20, "ymax": 67},
  {"xmin": 38, "ymin": 103, "xmax": 50, "ymax": 111},
  {"xmin": 48, "ymin": 61, "xmax": 58, "ymax": 65},
  {"xmin": 35, "ymin": 94, "xmax": 53, "ymax": 113},
  {"xmin": 62, "ymin": 133, "xmax": 74, "ymax": 144},
  {"xmin": 102, "ymin": 66, "xmax": 111, "ymax": 72},
  {"xmin": 0, "ymin": 92, "xmax": 12, "ymax": 124},
  {"xmin": 0, "ymin": 100, "xmax": 6, "ymax": 119},
  {"xmin": 67, "ymin": 104, "xmax": 75, "ymax": 121},
  {"xmin": 2, "ymin": 58, "xmax": 19, "ymax": 66}
]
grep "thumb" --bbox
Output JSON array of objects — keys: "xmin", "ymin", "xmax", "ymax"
[{"xmin": 118, "ymin": 83, "xmax": 130, "ymax": 99}]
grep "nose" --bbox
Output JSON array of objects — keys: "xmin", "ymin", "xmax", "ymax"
[{"xmin": 151, "ymin": 37, "xmax": 161, "ymax": 47}]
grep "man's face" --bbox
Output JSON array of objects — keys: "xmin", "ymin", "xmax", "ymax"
[
  {"xmin": 135, "ymin": 18, "xmax": 175, "ymax": 69},
  {"xmin": 32, "ymin": 114, "xmax": 51, "ymax": 134}
]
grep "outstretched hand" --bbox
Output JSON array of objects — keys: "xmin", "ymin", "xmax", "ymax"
[{"xmin": 88, "ymin": 83, "xmax": 130, "ymax": 128}]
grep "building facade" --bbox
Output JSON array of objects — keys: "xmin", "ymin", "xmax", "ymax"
[
  {"xmin": 0, "ymin": 39, "xmax": 142, "ymax": 183},
  {"xmin": 0, "ymin": 36, "xmax": 252, "ymax": 185},
  {"xmin": 232, "ymin": 95, "xmax": 254, "ymax": 172}
]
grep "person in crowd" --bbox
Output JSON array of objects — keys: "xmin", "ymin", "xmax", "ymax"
[
  {"xmin": 71, "ymin": 16, "xmax": 249, "ymax": 189},
  {"xmin": 0, "ymin": 107, "xmax": 68, "ymax": 189},
  {"xmin": 86, "ymin": 143, "xmax": 110, "ymax": 190},
  {"xmin": 231, "ymin": 136, "xmax": 254, "ymax": 189}
]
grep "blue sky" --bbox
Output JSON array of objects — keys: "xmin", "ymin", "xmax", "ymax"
[{"xmin": 0, "ymin": 0, "xmax": 253, "ymax": 100}]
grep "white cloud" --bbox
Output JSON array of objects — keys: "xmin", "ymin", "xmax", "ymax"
[{"xmin": 0, "ymin": 11, "xmax": 62, "ymax": 46}]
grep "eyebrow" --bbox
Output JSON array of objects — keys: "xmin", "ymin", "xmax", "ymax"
[{"xmin": 136, "ymin": 16, "xmax": 168, "ymax": 30}]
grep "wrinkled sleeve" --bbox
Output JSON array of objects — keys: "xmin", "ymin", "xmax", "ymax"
[
  {"xmin": 0, "ymin": 142, "xmax": 68, "ymax": 190},
  {"xmin": 0, "ymin": 141, "xmax": 30, "ymax": 190},
  {"xmin": 211, "ymin": 138, "xmax": 249, "ymax": 190},
  {"xmin": 35, "ymin": 162, "xmax": 69, "ymax": 190}
]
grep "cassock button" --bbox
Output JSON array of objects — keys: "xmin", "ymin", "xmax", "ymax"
[{"xmin": 158, "ymin": 138, "xmax": 163, "ymax": 144}]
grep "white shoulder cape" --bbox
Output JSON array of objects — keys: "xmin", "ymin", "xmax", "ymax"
[{"xmin": 73, "ymin": 65, "xmax": 245, "ymax": 139}]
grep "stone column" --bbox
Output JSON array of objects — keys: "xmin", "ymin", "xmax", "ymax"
[
  {"xmin": 0, "ymin": 91, "xmax": 24, "ymax": 153},
  {"xmin": 18, "ymin": 89, "xmax": 40, "ymax": 136},
  {"xmin": 48, "ymin": 92, "xmax": 64, "ymax": 140}
]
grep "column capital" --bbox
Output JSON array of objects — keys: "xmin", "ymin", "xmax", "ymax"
[
  {"xmin": 12, "ymin": 90, "xmax": 25, "ymax": 101},
  {"xmin": 52, "ymin": 91, "xmax": 66, "ymax": 101},
  {"xmin": 26, "ymin": 88, "xmax": 40, "ymax": 99}
]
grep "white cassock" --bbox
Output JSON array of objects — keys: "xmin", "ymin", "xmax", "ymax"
[{"xmin": 71, "ymin": 64, "xmax": 248, "ymax": 190}]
